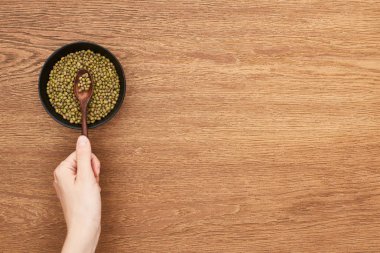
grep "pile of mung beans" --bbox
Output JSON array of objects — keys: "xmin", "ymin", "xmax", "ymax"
[
  {"xmin": 78, "ymin": 73, "xmax": 91, "ymax": 92},
  {"xmin": 47, "ymin": 50, "xmax": 120, "ymax": 124}
]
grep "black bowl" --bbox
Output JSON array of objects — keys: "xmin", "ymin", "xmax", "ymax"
[{"xmin": 39, "ymin": 41, "xmax": 126, "ymax": 129}]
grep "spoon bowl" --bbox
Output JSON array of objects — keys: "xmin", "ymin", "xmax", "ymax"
[
  {"xmin": 74, "ymin": 69, "xmax": 94, "ymax": 137},
  {"xmin": 74, "ymin": 69, "xmax": 94, "ymax": 104}
]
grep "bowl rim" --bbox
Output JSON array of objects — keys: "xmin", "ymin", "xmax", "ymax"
[{"xmin": 38, "ymin": 41, "xmax": 126, "ymax": 129}]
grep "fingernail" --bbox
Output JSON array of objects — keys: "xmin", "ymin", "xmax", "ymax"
[{"xmin": 77, "ymin": 135, "xmax": 88, "ymax": 147}]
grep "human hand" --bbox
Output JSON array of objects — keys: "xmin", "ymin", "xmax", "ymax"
[{"xmin": 54, "ymin": 135, "xmax": 101, "ymax": 253}]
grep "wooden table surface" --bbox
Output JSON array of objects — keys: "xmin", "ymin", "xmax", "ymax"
[{"xmin": 0, "ymin": 1, "xmax": 379, "ymax": 252}]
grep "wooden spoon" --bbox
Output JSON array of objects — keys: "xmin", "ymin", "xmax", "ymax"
[{"xmin": 74, "ymin": 69, "xmax": 93, "ymax": 137}]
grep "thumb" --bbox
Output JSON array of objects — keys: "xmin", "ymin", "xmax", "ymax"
[{"xmin": 76, "ymin": 135, "xmax": 95, "ymax": 182}]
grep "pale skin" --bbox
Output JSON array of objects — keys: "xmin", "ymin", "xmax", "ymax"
[{"xmin": 54, "ymin": 136, "xmax": 101, "ymax": 253}]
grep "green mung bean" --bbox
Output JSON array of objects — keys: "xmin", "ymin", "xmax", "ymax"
[{"xmin": 47, "ymin": 50, "xmax": 120, "ymax": 124}]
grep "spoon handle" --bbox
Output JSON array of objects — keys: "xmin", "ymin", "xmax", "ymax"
[{"xmin": 80, "ymin": 103, "xmax": 88, "ymax": 137}]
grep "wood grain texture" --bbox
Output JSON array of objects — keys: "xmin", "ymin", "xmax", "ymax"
[{"xmin": 0, "ymin": 0, "xmax": 379, "ymax": 252}]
